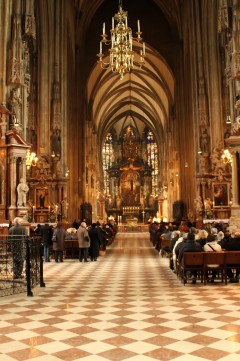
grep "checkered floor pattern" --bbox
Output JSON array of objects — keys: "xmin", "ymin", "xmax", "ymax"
[{"xmin": 1, "ymin": 232, "xmax": 240, "ymax": 361}]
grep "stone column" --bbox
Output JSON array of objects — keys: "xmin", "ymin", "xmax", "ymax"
[
  {"xmin": 8, "ymin": 155, "xmax": 17, "ymax": 220},
  {"xmin": 9, "ymin": 155, "xmax": 17, "ymax": 207},
  {"xmin": 226, "ymin": 135, "xmax": 240, "ymax": 231},
  {"xmin": 231, "ymin": 151, "xmax": 239, "ymax": 207}
]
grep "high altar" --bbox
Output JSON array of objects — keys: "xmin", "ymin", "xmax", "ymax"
[{"xmin": 104, "ymin": 125, "xmax": 161, "ymax": 223}]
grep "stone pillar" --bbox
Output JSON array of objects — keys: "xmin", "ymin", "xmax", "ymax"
[
  {"xmin": 19, "ymin": 157, "xmax": 27, "ymax": 184},
  {"xmin": 231, "ymin": 151, "xmax": 239, "ymax": 207},
  {"xmin": 9, "ymin": 155, "xmax": 17, "ymax": 208},
  {"xmin": 158, "ymin": 197, "xmax": 163, "ymax": 219},
  {"xmin": 201, "ymin": 181, "xmax": 206, "ymax": 200},
  {"xmin": 8, "ymin": 155, "xmax": 17, "ymax": 220},
  {"xmin": 226, "ymin": 135, "xmax": 240, "ymax": 231}
]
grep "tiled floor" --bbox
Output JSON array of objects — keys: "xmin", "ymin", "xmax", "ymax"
[{"xmin": 1, "ymin": 231, "xmax": 240, "ymax": 361}]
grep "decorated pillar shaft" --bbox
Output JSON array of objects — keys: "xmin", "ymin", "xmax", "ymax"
[
  {"xmin": 9, "ymin": 155, "xmax": 17, "ymax": 207},
  {"xmin": 231, "ymin": 151, "xmax": 239, "ymax": 206}
]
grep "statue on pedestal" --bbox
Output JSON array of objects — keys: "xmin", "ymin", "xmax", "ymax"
[
  {"xmin": 17, "ymin": 178, "xmax": 29, "ymax": 207},
  {"xmin": 194, "ymin": 195, "xmax": 203, "ymax": 218}
]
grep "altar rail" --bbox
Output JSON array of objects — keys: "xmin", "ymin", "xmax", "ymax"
[
  {"xmin": 118, "ymin": 225, "xmax": 149, "ymax": 232},
  {"xmin": 0, "ymin": 235, "xmax": 45, "ymax": 297}
]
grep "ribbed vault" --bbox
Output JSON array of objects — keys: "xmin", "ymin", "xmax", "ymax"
[{"xmin": 88, "ymin": 43, "xmax": 175, "ymax": 150}]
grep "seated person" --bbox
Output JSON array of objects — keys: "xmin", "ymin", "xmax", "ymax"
[
  {"xmin": 203, "ymin": 233, "xmax": 222, "ymax": 282},
  {"xmin": 219, "ymin": 230, "xmax": 240, "ymax": 282},
  {"xmin": 178, "ymin": 232, "xmax": 203, "ymax": 284}
]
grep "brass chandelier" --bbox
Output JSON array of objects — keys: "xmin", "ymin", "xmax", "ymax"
[
  {"xmin": 26, "ymin": 149, "xmax": 38, "ymax": 170},
  {"xmin": 97, "ymin": 0, "xmax": 146, "ymax": 80}
]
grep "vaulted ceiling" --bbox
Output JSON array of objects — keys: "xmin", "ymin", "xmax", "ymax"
[{"xmin": 75, "ymin": 0, "xmax": 182, "ymax": 149}]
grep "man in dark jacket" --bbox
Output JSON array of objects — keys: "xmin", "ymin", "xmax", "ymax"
[
  {"xmin": 9, "ymin": 217, "xmax": 27, "ymax": 279},
  {"xmin": 40, "ymin": 223, "xmax": 53, "ymax": 262},
  {"xmin": 219, "ymin": 231, "xmax": 240, "ymax": 282},
  {"xmin": 178, "ymin": 232, "xmax": 202, "ymax": 263},
  {"xmin": 88, "ymin": 223, "xmax": 101, "ymax": 261},
  {"xmin": 178, "ymin": 232, "xmax": 203, "ymax": 284}
]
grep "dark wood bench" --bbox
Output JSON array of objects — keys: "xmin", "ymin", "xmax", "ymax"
[{"xmin": 179, "ymin": 251, "xmax": 240, "ymax": 285}]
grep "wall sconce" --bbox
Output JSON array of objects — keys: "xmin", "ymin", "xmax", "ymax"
[
  {"xmin": 65, "ymin": 168, "xmax": 70, "ymax": 177},
  {"xmin": 184, "ymin": 162, "xmax": 188, "ymax": 168},
  {"xmin": 51, "ymin": 151, "xmax": 55, "ymax": 158},
  {"xmin": 222, "ymin": 149, "xmax": 232, "ymax": 164},
  {"xmin": 26, "ymin": 149, "xmax": 38, "ymax": 170},
  {"xmin": 198, "ymin": 149, "xmax": 202, "ymax": 154},
  {"xmin": 226, "ymin": 115, "xmax": 231, "ymax": 124}
]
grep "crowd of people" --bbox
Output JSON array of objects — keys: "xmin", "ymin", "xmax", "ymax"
[
  {"xmin": 149, "ymin": 220, "xmax": 240, "ymax": 284},
  {"xmin": 31, "ymin": 220, "xmax": 117, "ymax": 263}
]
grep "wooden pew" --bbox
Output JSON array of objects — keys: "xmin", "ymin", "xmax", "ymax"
[{"xmin": 178, "ymin": 251, "xmax": 240, "ymax": 285}]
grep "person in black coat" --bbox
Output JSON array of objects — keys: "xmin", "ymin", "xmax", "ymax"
[
  {"xmin": 178, "ymin": 232, "xmax": 202, "ymax": 263},
  {"xmin": 88, "ymin": 223, "xmax": 101, "ymax": 261},
  {"xmin": 9, "ymin": 217, "xmax": 27, "ymax": 279},
  {"xmin": 219, "ymin": 231, "xmax": 240, "ymax": 282},
  {"xmin": 178, "ymin": 232, "xmax": 203, "ymax": 283},
  {"xmin": 40, "ymin": 223, "xmax": 53, "ymax": 262}
]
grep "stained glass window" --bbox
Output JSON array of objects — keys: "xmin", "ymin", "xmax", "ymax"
[
  {"xmin": 102, "ymin": 133, "xmax": 113, "ymax": 195},
  {"xmin": 147, "ymin": 130, "xmax": 158, "ymax": 196}
]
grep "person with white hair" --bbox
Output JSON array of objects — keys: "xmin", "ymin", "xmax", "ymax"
[
  {"xmin": 217, "ymin": 231, "xmax": 225, "ymax": 242},
  {"xmin": 9, "ymin": 217, "xmax": 27, "ymax": 279},
  {"xmin": 195, "ymin": 229, "xmax": 208, "ymax": 247},
  {"xmin": 77, "ymin": 221, "xmax": 90, "ymax": 262},
  {"xmin": 203, "ymin": 233, "xmax": 222, "ymax": 283}
]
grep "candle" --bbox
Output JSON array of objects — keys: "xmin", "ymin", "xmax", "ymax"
[
  {"xmin": 143, "ymin": 42, "xmax": 145, "ymax": 55},
  {"xmin": 137, "ymin": 20, "xmax": 140, "ymax": 32},
  {"xmin": 100, "ymin": 41, "xmax": 102, "ymax": 54},
  {"xmin": 112, "ymin": 17, "xmax": 114, "ymax": 29},
  {"xmin": 103, "ymin": 22, "xmax": 105, "ymax": 35},
  {"xmin": 48, "ymin": 205, "xmax": 50, "ymax": 212},
  {"xmin": 125, "ymin": 17, "xmax": 128, "ymax": 29}
]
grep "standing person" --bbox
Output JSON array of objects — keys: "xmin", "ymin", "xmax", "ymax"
[
  {"xmin": 88, "ymin": 223, "xmax": 101, "ymax": 261},
  {"xmin": 9, "ymin": 217, "xmax": 27, "ymax": 279},
  {"xmin": 40, "ymin": 223, "xmax": 53, "ymax": 262},
  {"xmin": 77, "ymin": 221, "xmax": 90, "ymax": 262},
  {"xmin": 52, "ymin": 222, "xmax": 66, "ymax": 262}
]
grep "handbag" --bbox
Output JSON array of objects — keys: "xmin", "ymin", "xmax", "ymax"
[
  {"xmin": 84, "ymin": 230, "xmax": 90, "ymax": 242},
  {"xmin": 52, "ymin": 232, "xmax": 57, "ymax": 242}
]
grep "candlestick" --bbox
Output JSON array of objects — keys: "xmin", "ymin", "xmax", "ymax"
[{"xmin": 32, "ymin": 205, "xmax": 35, "ymax": 223}]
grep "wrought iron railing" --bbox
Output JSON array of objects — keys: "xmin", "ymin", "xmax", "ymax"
[{"xmin": 0, "ymin": 235, "xmax": 45, "ymax": 297}]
